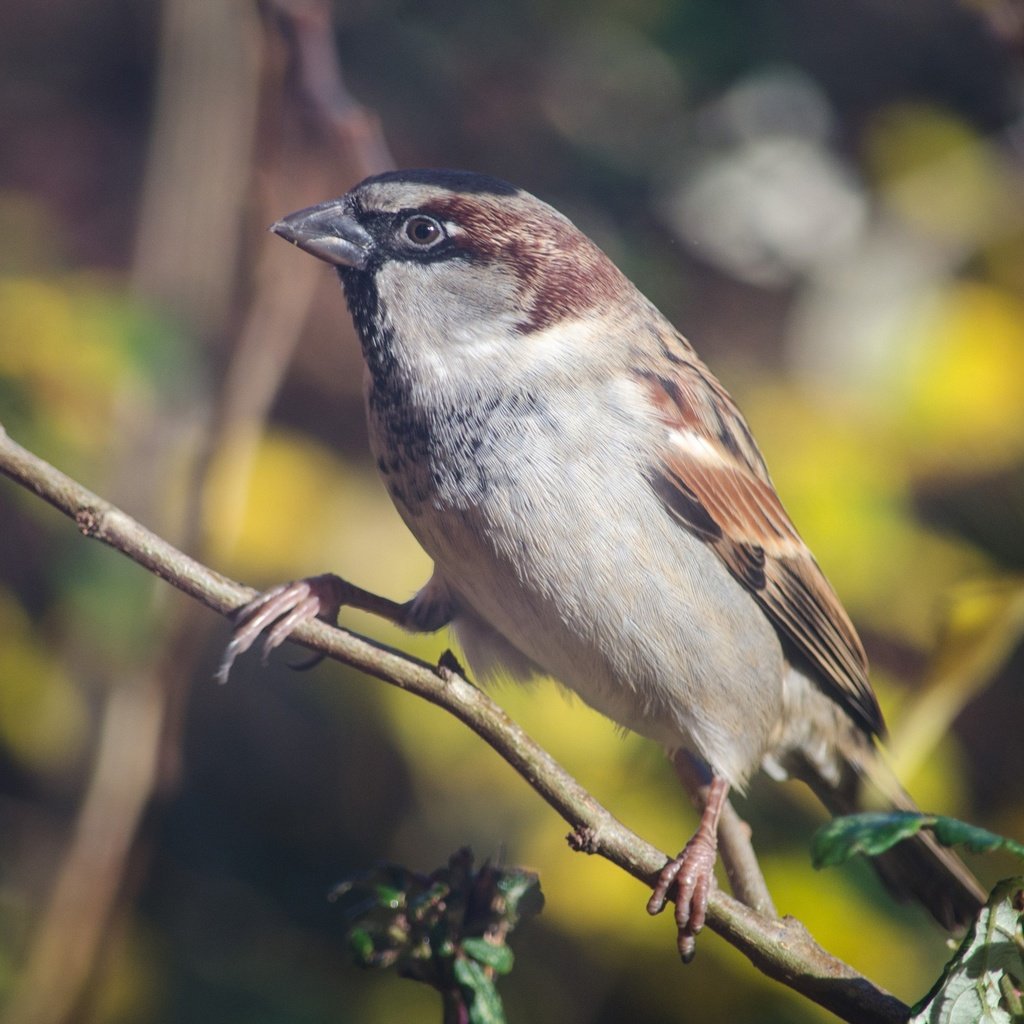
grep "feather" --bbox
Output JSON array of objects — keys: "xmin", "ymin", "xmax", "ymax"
[{"xmin": 636, "ymin": 330, "xmax": 884, "ymax": 738}]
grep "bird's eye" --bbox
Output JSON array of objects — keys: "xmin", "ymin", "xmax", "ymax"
[{"xmin": 403, "ymin": 215, "xmax": 444, "ymax": 247}]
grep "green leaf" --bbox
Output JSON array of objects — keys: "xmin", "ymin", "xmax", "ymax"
[
  {"xmin": 910, "ymin": 877, "xmax": 1024, "ymax": 1024},
  {"xmin": 496, "ymin": 871, "xmax": 545, "ymax": 919},
  {"xmin": 348, "ymin": 927, "xmax": 375, "ymax": 964},
  {"xmin": 932, "ymin": 819, "xmax": 1024, "ymax": 859},
  {"xmin": 453, "ymin": 957, "xmax": 506, "ymax": 1024},
  {"xmin": 811, "ymin": 812, "xmax": 929, "ymax": 867},
  {"xmin": 811, "ymin": 812, "xmax": 1024, "ymax": 869},
  {"xmin": 462, "ymin": 937, "xmax": 515, "ymax": 975},
  {"xmin": 332, "ymin": 850, "xmax": 541, "ymax": 1006},
  {"xmin": 373, "ymin": 884, "xmax": 405, "ymax": 909}
]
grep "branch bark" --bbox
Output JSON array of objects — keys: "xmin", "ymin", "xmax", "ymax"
[{"xmin": 0, "ymin": 424, "xmax": 911, "ymax": 1024}]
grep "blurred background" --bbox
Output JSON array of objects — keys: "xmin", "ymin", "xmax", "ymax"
[{"xmin": 2, "ymin": 1, "xmax": 1024, "ymax": 1021}]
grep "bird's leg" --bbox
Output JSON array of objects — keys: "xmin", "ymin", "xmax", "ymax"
[
  {"xmin": 216, "ymin": 572, "xmax": 452, "ymax": 684},
  {"xmin": 647, "ymin": 772, "xmax": 730, "ymax": 962},
  {"xmin": 671, "ymin": 750, "xmax": 776, "ymax": 919}
]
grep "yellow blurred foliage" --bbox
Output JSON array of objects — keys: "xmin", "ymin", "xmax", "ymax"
[
  {"xmin": 893, "ymin": 282, "xmax": 1024, "ymax": 471},
  {"xmin": 940, "ymin": 576, "xmax": 1024, "ymax": 641},
  {"xmin": 0, "ymin": 274, "xmax": 150, "ymax": 455},
  {"xmin": 885, "ymin": 726, "xmax": 973, "ymax": 822},
  {"xmin": 202, "ymin": 426, "xmax": 429, "ymax": 592},
  {"xmin": 744, "ymin": 384, "xmax": 988, "ymax": 645},
  {"xmin": 764, "ymin": 851, "xmax": 944, "ymax": 1001},
  {"xmin": 864, "ymin": 103, "xmax": 1000, "ymax": 241},
  {"xmin": 890, "ymin": 577, "xmax": 1024, "ymax": 784},
  {"xmin": 747, "ymin": 383, "xmax": 905, "ymax": 565},
  {"xmin": 89, "ymin": 921, "xmax": 167, "ymax": 1024},
  {"xmin": 0, "ymin": 589, "xmax": 89, "ymax": 775}
]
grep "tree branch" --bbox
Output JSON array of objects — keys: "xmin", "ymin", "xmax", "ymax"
[{"xmin": 0, "ymin": 423, "xmax": 910, "ymax": 1024}]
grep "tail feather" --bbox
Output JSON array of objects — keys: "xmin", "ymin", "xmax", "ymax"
[
  {"xmin": 869, "ymin": 830, "xmax": 985, "ymax": 931},
  {"xmin": 799, "ymin": 746, "xmax": 985, "ymax": 930},
  {"xmin": 769, "ymin": 667, "xmax": 985, "ymax": 929}
]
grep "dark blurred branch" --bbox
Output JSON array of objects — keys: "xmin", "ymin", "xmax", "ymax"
[
  {"xmin": 967, "ymin": 0, "xmax": 1024, "ymax": 54},
  {"xmin": 9, "ymin": 5, "xmax": 267, "ymax": 1021},
  {"xmin": 1, "ymin": 674, "xmax": 166, "ymax": 1024},
  {"xmin": 0, "ymin": 425, "xmax": 910, "ymax": 1024},
  {"xmin": 269, "ymin": 0, "xmax": 396, "ymax": 176},
  {"xmin": 207, "ymin": 0, "xmax": 395, "ymax": 556},
  {"xmin": 132, "ymin": 0, "xmax": 263, "ymax": 331}
]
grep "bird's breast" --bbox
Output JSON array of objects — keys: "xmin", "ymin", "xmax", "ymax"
[{"xmin": 364, "ymin": 371, "xmax": 787, "ymax": 784}]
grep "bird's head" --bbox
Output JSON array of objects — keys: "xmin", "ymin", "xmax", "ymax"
[{"xmin": 272, "ymin": 170, "xmax": 637, "ymax": 377}]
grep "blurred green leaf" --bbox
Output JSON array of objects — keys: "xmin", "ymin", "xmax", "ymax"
[
  {"xmin": 461, "ymin": 938, "xmax": 514, "ymax": 975},
  {"xmin": 374, "ymin": 884, "xmax": 405, "ymax": 910},
  {"xmin": 330, "ymin": 849, "xmax": 541, "ymax": 1016},
  {"xmin": 496, "ymin": 872, "xmax": 546, "ymax": 919},
  {"xmin": 812, "ymin": 812, "xmax": 1024, "ymax": 869},
  {"xmin": 452, "ymin": 957, "xmax": 505, "ymax": 1024},
  {"xmin": 932, "ymin": 819, "xmax": 1024, "ymax": 859},
  {"xmin": 910, "ymin": 878, "xmax": 1024, "ymax": 1023},
  {"xmin": 348, "ymin": 928, "xmax": 375, "ymax": 964}
]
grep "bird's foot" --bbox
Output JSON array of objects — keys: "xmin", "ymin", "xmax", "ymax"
[
  {"xmin": 216, "ymin": 573, "xmax": 356, "ymax": 684},
  {"xmin": 647, "ymin": 826, "xmax": 719, "ymax": 963}
]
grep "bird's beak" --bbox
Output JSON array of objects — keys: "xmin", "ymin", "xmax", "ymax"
[{"xmin": 271, "ymin": 200, "xmax": 373, "ymax": 270}]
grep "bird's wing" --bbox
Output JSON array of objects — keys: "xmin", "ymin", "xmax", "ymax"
[{"xmin": 634, "ymin": 330, "xmax": 883, "ymax": 737}]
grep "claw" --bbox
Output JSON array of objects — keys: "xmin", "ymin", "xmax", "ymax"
[
  {"xmin": 287, "ymin": 652, "xmax": 327, "ymax": 673},
  {"xmin": 647, "ymin": 772, "xmax": 729, "ymax": 962},
  {"xmin": 261, "ymin": 593, "xmax": 322, "ymax": 660},
  {"xmin": 216, "ymin": 574, "xmax": 348, "ymax": 684},
  {"xmin": 648, "ymin": 830, "xmax": 719, "ymax": 962},
  {"xmin": 216, "ymin": 573, "xmax": 426, "ymax": 683}
]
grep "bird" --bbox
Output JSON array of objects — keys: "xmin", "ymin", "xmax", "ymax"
[{"xmin": 219, "ymin": 168, "xmax": 984, "ymax": 960}]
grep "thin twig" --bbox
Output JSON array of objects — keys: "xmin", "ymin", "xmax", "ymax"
[{"xmin": 0, "ymin": 426, "xmax": 910, "ymax": 1024}]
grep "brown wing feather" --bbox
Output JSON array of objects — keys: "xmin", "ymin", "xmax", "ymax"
[{"xmin": 637, "ymin": 336, "xmax": 883, "ymax": 738}]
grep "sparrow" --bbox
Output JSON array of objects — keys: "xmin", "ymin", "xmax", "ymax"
[{"xmin": 219, "ymin": 168, "xmax": 984, "ymax": 960}]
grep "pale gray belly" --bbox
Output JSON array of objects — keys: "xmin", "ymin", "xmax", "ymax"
[{"xmin": 369, "ymin": 389, "xmax": 786, "ymax": 787}]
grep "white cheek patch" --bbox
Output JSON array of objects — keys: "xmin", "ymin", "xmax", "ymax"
[{"xmin": 375, "ymin": 259, "xmax": 523, "ymax": 383}]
